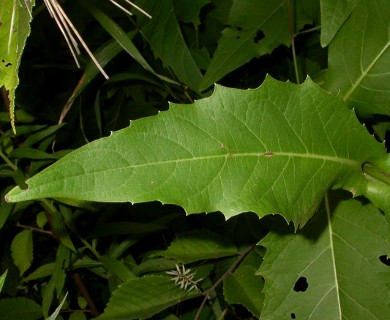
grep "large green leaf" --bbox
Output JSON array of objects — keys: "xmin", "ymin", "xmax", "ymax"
[
  {"xmin": 5, "ymin": 77, "xmax": 386, "ymax": 226},
  {"xmin": 96, "ymin": 275, "xmax": 201, "ymax": 320},
  {"xmin": 323, "ymin": 0, "xmax": 390, "ymax": 116},
  {"xmin": 257, "ymin": 197, "xmax": 390, "ymax": 319},
  {"xmin": 0, "ymin": 0, "xmax": 35, "ymax": 131}
]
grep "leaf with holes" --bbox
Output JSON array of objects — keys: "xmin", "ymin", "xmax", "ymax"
[
  {"xmin": 323, "ymin": 0, "xmax": 390, "ymax": 116},
  {"xmin": 0, "ymin": 0, "xmax": 35, "ymax": 132},
  {"xmin": 5, "ymin": 76, "xmax": 386, "ymax": 226},
  {"xmin": 257, "ymin": 198, "xmax": 390, "ymax": 319}
]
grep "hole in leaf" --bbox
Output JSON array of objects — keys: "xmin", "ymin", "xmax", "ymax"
[
  {"xmin": 293, "ymin": 276, "xmax": 308, "ymax": 292},
  {"xmin": 1, "ymin": 59, "xmax": 12, "ymax": 68},
  {"xmin": 236, "ymin": 26, "xmax": 242, "ymax": 31},
  {"xmin": 236, "ymin": 36, "xmax": 240, "ymax": 39},
  {"xmin": 379, "ymin": 255, "xmax": 390, "ymax": 266},
  {"xmin": 253, "ymin": 30, "xmax": 265, "ymax": 43},
  {"xmin": 291, "ymin": 313, "xmax": 296, "ymax": 319}
]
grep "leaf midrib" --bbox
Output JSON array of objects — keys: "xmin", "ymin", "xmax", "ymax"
[
  {"xmin": 75, "ymin": 151, "xmax": 360, "ymax": 174},
  {"xmin": 122, "ymin": 152, "xmax": 359, "ymax": 168}
]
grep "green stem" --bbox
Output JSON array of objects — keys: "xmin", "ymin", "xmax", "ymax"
[
  {"xmin": 0, "ymin": 150, "xmax": 17, "ymax": 171},
  {"xmin": 286, "ymin": 0, "xmax": 300, "ymax": 84}
]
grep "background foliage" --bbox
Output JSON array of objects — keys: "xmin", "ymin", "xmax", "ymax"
[{"xmin": 1, "ymin": 0, "xmax": 390, "ymax": 319}]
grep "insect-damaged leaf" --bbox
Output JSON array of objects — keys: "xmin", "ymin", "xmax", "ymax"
[
  {"xmin": 258, "ymin": 198, "xmax": 390, "ymax": 319},
  {"xmin": 5, "ymin": 76, "xmax": 386, "ymax": 226},
  {"xmin": 0, "ymin": 0, "xmax": 35, "ymax": 132}
]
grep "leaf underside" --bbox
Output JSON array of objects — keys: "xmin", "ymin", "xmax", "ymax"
[{"xmin": 5, "ymin": 77, "xmax": 385, "ymax": 226}]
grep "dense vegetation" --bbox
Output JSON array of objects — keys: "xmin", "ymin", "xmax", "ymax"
[{"xmin": 1, "ymin": 0, "xmax": 390, "ymax": 319}]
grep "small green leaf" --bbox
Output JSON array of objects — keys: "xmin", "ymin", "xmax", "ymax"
[
  {"xmin": 36, "ymin": 211, "xmax": 48, "ymax": 228},
  {"xmin": 133, "ymin": 258, "xmax": 177, "ymax": 276},
  {"xmin": 69, "ymin": 311, "xmax": 87, "ymax": 320},
  {"xmin": 9, "ymin": 148, "xmax": 56, "ymax": 160},
  {"xmin": 77, "ymin": 296, "xmax": 88, "ymax": 310},
  {"xmin": 173, "ymin": 0, "xmax": 210, "ymax": 27},
  {"xmin": 258, "ymin": 198, "xmax": 390, "ymax": 319},
  {"xmin": 100, "ymin": 255, "xmax": 135, "ymax": 283},
  {"xmin": 96, "ymin": 275, "xmax": 201, "ymax": 320},
  {"xmin": 0, "ymin": 270, "xmax": 7, "ymax": 293},
  {"xmin": 224, "ymin": 265, "xmax": 264, "ymax": 318},
  {"xmin": 0, "ymin": 297, "xmax": 42, "ymax": 320},
  {"xmin": 24, "ymin": 258, "xmax": 102, "ymax": 282},
  {"xmin": 6, "ymin": 77, "xmax": 386, "ymax": 226},
  {"xmin": 46, "ymin": 292, "xmax": 68, "ymax": 320},
  {"xmin": 0, "ymin": 0, "xmax": 35, "ymax": 132},
  {"xmin": 24, "ymin": 262, "xmax": 55, "ymax": 281},
  {"xmin": 11, "ymin": 230, "xmax": 33, "ymax": 275},
  {"xmin": 163, "ymin": 230, "xmax": 238, "ymax": 263}
]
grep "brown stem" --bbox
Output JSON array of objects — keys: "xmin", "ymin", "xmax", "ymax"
[
  {"xmin": 195, "ymin": 244, "xmax": 256, "ymax": 320},
  {"xmin": 40, "ymin": 201, "xmax": 100, "ymax": 316},
  {"xmin": 71, "ymin": 273, "xmax": 100, "ymax": 317},
  {"xmin": 16, "ymin": 222, "xmax": 53, "ymax": 236}
]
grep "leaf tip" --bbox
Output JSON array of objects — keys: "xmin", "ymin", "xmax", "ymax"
[{"xmin": 5, "ymin": 185, "xmax": 26, "ymax": 203}]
